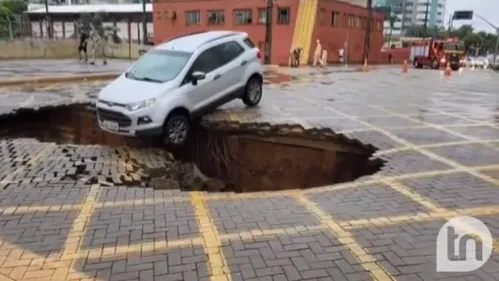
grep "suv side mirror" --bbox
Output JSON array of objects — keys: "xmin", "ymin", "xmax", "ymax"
[{"xmin": 191, "ymin": 71, "xmax": 206, "ymax": 86}]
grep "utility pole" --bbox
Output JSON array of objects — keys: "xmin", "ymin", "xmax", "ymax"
[
  {"xmin": 362, "ymin": 0, "xmax": 373, "ymax": 66},
  {"xmin": 142, "ymin": 0, "xmax": 148, "ymax": 44},
  {"xmin": 447, "ymin": 13, "xmax": 453, "ymax": 37},
  {"xmin": 264, "ymin": 0, "xmax": 273, "ymax": 64},
  {"xmin": 494, "ymin": 29, "xmax": 498, "ymax": 68},
  {"xmin": 44, "ymin": 0, "xmax": 52, "ymax": 39},
  {"xmin": 422, "ymin": 0, "xmax": 429, "ymax": 37},
  {"xmin": 400, "ymin": 0, "xmax": 407, "ymax": 35}
]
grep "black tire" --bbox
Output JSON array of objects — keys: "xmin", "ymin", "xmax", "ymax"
[
  {"xmin": 163, "ymin": 113, "xmax": 191, "ymax": 148},
  {"xmin": 242, "ymin": 76, "xmax": 263, "ymax": 107},
  {"xmin": 431, "ymin": 60, "xmax": 439, "ymax": 69},
  {"xmin": 451, "ymin": 65, "xmax": 460, "ymax": 71},
  {"xmin": 414, "ymin": 60, "xmax": 423, "ymax": 68}
]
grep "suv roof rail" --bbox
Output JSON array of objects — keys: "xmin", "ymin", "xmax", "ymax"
[
  {"xmin": 202, "ymin": 32, "xmax": 241, "ymax": 45},
  {"xmin": 166, "ymin": 31, "xmax": 208, "ymax": 43}
]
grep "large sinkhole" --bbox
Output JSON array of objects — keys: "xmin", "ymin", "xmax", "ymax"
[{"xmin": 0, "ymin": 104, "xmax": 383, "ymax": 192}]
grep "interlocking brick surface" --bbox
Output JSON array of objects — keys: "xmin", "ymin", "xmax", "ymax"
[
  {"xmin": 1, "ymin": 66, "xmax": 499, "ymax": 280},
  {"xmin": 309, "ymin": 184, "xmax": 431, "ymax": 221},
  {"xmin": 207, "ymin": 197, "xmax": 321, "ymax": 235}
]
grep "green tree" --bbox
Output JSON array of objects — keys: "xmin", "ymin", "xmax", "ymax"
[
  {"xmin": 404, "ymin": 24, "xmax": 446, "ymax": 38},
  {"xmin": 0, "ymin": 0, "xmax": 27, "ymax": 38}
]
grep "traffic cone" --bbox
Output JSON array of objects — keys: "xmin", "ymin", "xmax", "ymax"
[{"xmin": 402, "ymin": 60, "xmax": 408, "ymax": 73}]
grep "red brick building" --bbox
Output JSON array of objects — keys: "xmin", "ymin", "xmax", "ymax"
[{"xmin": 153, "ymin": 0, "xmax": 384, "ymax": 66}]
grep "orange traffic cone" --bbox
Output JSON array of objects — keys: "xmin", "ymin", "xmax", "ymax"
[{"xmin": 402, "ymin": 60, "xmax": 408, "ymax": 73}]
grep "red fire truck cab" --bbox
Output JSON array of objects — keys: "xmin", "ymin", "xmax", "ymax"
[{"xmin": 410, "ymin": 38, "xmax": 465, "ymax": 71}]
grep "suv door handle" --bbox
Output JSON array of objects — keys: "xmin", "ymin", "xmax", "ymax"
[
  {"xmin": 240, "ymin": 60, "xmax": 247, "ymax": 66},
  {"xmin": 214, "ymin": 74, "xmax": 221, "ymax": 80}
]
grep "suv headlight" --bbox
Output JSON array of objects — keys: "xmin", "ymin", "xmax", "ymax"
[{"xmin": 125, "ymin": 98, "xmax": 156, "ymax": 111}]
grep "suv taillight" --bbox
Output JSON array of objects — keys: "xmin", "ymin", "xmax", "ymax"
[{"xmin": 257, "ymin": 50, "xmax": 263, "ymax": 61}]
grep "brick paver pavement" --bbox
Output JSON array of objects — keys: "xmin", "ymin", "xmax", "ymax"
[
  {"xmin": 0, "ymin": 59, "xmax": 132, "ymax": 80},
  {"xmin": 0, "ymin": 67, "xmax": 499, "ymax": 280}
]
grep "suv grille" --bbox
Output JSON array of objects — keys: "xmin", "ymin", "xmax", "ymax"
[{"xmin": 97, "ymin": 108, "xmax": 132, "ymax": 127}]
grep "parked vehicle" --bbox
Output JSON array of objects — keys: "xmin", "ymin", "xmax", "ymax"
[
  {"xmin": 410, "ymin": 37, "xmax": 465, "ymax": 71},
  {"xmin": 465, "ymin": 56, "xmax": 488, "ymax": 68},
  {"xmin": 96, "ymin": 30, "xmax": 264, "ymax": 147},
  {"xmin": 486, "ymin": 55, "xmax": 499, "ymax": 68}
]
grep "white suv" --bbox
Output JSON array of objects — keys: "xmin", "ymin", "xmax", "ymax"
[{"xmin": 96, "ymin": 30, "xmax": 263, "ymax": 147}]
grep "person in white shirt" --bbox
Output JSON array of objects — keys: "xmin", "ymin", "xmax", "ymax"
[
  {"xmin": 312, "ymin": 39, "xmax": 322, "ymax": 66},
  {"xmin": 338, "ymin": 48, "xmax": 344, "ymax": 64},
  {"xmin": 321, "ymin": 49, "xmax": 328, "ymax": 67}
]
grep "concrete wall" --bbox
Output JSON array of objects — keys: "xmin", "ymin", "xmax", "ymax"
[{"xmin": 0, "ymin": 39, "xmax": 144, "ymax": 60}]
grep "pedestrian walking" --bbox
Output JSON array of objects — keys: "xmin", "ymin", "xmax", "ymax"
[
  {"xmin": 78, "ymin": 30, "xmax": 89, "ymax": 62},
  {"xmin": 290, "ymin": 46, "xmax": 302, "ymax": 68},
  {"xmin": 338, "ymin": 48, "xmax": 344, "ymax": 64},
  {"xmin": 312, "ymin": 39, "xmax": 322, "ymax": 66},
  {"xmin": 320, "ymin": 49, "xmax": 328, "ymax": 67}
]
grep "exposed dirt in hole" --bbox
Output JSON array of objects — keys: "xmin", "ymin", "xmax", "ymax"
[{"xmin": 0, "ymin": 104, "xmax": 383, "ymax": 192}]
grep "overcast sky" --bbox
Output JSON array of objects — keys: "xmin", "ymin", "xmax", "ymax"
[{"xmin": 446, "ymin": 0, "xmax": 498, "ymax": 33}]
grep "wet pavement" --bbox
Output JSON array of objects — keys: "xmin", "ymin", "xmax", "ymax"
[
  {"xmin": 1, "ymin": 67, "xmax": 499, "ymax": 280},
  {"xmin": 0, "ymin": 59, "xmax": 132, "ymax": 80}
]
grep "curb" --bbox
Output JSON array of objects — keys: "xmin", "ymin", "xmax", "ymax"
[{"xmin": 0, "ymin": 72, "xmax": 120, "ymax": 88}]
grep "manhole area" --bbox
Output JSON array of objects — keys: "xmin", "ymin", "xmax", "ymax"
[{"xmin": 0, "ymin": 104, "xmax": 383, "ymax": 192}]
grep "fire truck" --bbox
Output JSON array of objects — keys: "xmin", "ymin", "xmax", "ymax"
[{"xmin": 410, "ymin": 38, "xmax": 465, "ymax": 71}]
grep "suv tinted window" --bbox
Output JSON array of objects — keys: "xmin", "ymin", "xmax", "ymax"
[
  {"xmin": 243, "ymin": 37, "xmax": 255, "ymax": 48},
  {"xmin": 216, "ymin": 41, "xmax": 245, "ymax": 65},
  {"xmin": 190, "ymin": 46, "xmax": 222, "ymax": 74}
]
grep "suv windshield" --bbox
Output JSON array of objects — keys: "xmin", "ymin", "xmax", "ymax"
[
  {"xmin": 126, "ymin": 50, "xmax": 192, "ymax": 83},
  {"xmin": 444, "ymin": 43, "xmax": 464, "ymax": 51}
]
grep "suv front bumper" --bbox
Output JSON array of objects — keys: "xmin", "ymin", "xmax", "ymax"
[{"xmin": 96, "ymin": 105, "xmax": 163, "ymax": 137}]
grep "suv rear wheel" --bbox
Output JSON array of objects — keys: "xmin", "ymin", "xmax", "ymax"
[
  {"xmin": 163, "ymin": 113, "xmax": 191, "ymax": 148},
  {"xmin": 242, "ymin": 76, "xmax": 263, "ymax": 107}
]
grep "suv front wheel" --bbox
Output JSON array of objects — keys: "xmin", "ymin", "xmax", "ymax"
[
  {"xmin": 163, "ymin": 113, "xmax": 191, "ymax": 148},
  {"xmin": 242, "ymin": 76, "xmax": 263, "ymax": 107}
]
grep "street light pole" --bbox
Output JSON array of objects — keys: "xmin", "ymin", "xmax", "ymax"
[
  {"xmin": 44, "ymin": 0, "xmax": 52, "ymax": 39},
  {"xmin": 494, "ymin": 30, "xmax": 499, "ymax": 67},
  {"xmin": 142, "ymin": 0, "xmax": 148, "ymax": 45},
  {"xmin": 423, "ymin": 0, "xmax": 429, "ymax": 37},
  {"xmin": 473, "ymin": 13, "xmax": 498, "ymax": 67},
  {"xmin": 447, "ymin": 13, "xmax": 454, "ymax": 37},
  {"xmin": 362, "ymin": 0, "xmax": 373, "ymax": 66},
  {"xmin": 264, "ymin": 0, "xmax": 273, "ymax": 64}
]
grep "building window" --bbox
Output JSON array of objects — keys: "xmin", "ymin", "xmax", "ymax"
[
  {"xmin": 234, "ymin": 9, "xmax": 252, "ymax": 24},
  {"xmin": 156, "ymin": 11, "xmax": 161, "ymax": 20},
  {"xmin": 258, "ymin": 8, "xmax": 267, "ymax": 24},
  {"xmin": 376, "ymin": 20, "xmax": 382, "ymax": 31},
  {"xmin": 347, "ymin": 14, "xmax": 354, "ymax": 27},
  {"xmin": 361, "ymin": 17, "xmax": 366, "ymax": 29},
  {"xmin": 331, "ymin": 12, "xmax": 339, "ymax": 26},
  {"xmin": 208, "ymin": 10, "xmax": 225, "ymax": 25},
  {"xmin": 277, "ymin": 7, "xmax": 290, "ymax": 24},
  {"xmin": 185, "ymin": 11, "xmax": 200, "ymax": 25},
  {"xmin": 355, "ymin": 16, "xmax": 361, "ymax": 28}
]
